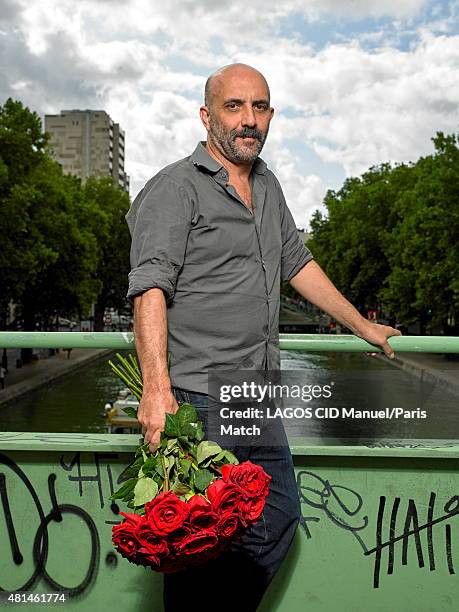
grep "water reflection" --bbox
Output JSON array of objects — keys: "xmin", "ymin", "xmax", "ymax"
[
  {"xmin": 0, "ymin": 351, "xmax": 457, "ymax": 443},
  {"xmin": 281, "ymin": 350, "xmax": 458, "ymax": 442},
  {"xmin": 0, "ymin": 353, "xmax": 125, "ymax": 433}
]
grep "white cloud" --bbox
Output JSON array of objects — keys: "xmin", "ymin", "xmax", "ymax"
[
  {"xmin": 273, "ymin": 150, "xmax": 328, "ymax": 230},
  {"xmin": 299, "ymin": 0, "xmax": 429, "ymax": 20},
  {"xmin": 0, "ymin": 0, "xmax": 457, "ymax": 227},
  {"xmin": 257, "ymin": 32, "xmax": 459, "ymax": 178},
  {"xmin": 6, "ymin": 0, "xmax": 431, "ymax": 56}
]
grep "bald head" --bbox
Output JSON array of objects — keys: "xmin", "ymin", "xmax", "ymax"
[
  {"xmin": 204, "ymin": 63, "xmax": 270, "ymax": 110},
  {"xmin": 200, "ymin": 62, "xmax": 274, "ymax": 165}
]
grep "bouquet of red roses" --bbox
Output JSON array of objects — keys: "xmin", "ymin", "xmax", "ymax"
[{"xmin": 109, "ymin": 355, "xmax": 271, "ymax": 573}]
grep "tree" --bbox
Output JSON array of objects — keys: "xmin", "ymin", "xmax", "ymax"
[
  {"xmin": 0, "ymin": 100, "xmax": 110, "ymax": 363},
  {"xmin": 82, "ymin": 177, "xmax": 131, "ymax": 331},
  {"xmin": 307, "ymin": 164, "xmax": 412, "ymax": 312},
  {"xmin": 380, "ymin": 133, "xmax": 459, "ymax": 332},
  {"xmin": 0, "ymin": 99, "xmax": 49, "ymax": 319},
  {"xmin": 308, "ymin": 131, "xmax": 458, "ymax": 332},
  {"xmin": 16, "ymin": 160, "xmax": 102, "ymax": 332},
  {"xmin": 0, "ymin": 99, "xmax": 132, "ymax": 344}
]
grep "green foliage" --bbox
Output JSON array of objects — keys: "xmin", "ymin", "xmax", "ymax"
[
  {"xmin": 0, "ymin": 99, "xmax": 51, "ymax": 314},
  {"xmin": 0, "ymin": 98, "xmax": 131, "ymax": 329},
  {"xmin": 193, "ymin": 468, "xmax": 214, "ymax": 492},
  {"xmin": 308, "ymin": 131, "xmax": 459, "ymax": 332},
  {"xmin": 380, "ymin": 134, "xmax": 459, "ymax": 330},
  {"xmin": 133, "ymin": 477, "xmax": 158, "ymax": 507},
  {"xmin": 0, "ymin": 98, "xmax": 48, "ymax": 191},
  {"xmin": 108, "ymin": 354, "xmax": 239, "ymax": 512},
  {"xmin": 109, "ymin": 400, "xmax": 239, "ymax": 511},
  {"xmin": 196, "ymin": 440, "xmax": 223, "ymax": 464},
  {"xmin": 17, "ymin": 161, "xmax": 101, "ymax": 324},
  {"xmin": 110, "ymin": 478, "xmax": 137, "ymax": 501},
  {"xmin": 82, "ymin": 177, "xmax": 131, "ymax": 329}
]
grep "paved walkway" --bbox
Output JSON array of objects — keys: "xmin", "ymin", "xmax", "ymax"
[{"xmin": 0, "ymin": 348, "xmax": 113, "ymax": 405}]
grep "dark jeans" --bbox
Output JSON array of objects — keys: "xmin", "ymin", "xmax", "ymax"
[{"xmin": 163, "ymin": 387, "xmax": 301, "ymax": 612}]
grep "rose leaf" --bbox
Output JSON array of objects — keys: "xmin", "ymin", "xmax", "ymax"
[{"xmin": 133, "ymin": 477, "xmax": 158, "ymax": 507}]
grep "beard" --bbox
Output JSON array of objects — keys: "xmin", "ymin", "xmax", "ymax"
[{"xmin": 208, "ymin": 117, "xmax": 268, "ymax": 163}]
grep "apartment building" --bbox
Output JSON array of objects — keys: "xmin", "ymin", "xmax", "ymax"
[{"xmin": 44, "ymin": 110, "xmax": 129, "ymax": 192}]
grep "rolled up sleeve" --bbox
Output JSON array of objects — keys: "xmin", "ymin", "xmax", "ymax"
[
  {"xmin": 125, "ymin": 173, "xmax": 193, "ymax": 305},
  {"xmin": 277, "ymin": 180, "xmax": 314, "ymax": 282}
]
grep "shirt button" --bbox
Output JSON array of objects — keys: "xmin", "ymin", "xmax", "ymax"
[{"xmin": 261, "ymin": 259, "xmax": 266, "ymax": 270}]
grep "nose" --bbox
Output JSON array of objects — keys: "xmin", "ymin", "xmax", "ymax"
[{"xmin": 241, "ymin": 104, "xmax": 256, "ymax": 127}]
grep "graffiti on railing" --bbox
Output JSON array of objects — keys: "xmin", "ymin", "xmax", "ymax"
[
  {"xmin": 0, "ymin": 432, "xmax": 125, "ymax": 445},
  {"xmin": 0, "ymin": 451, "xmax": 125, "ymax": 596},
  {"xmin": 297, "ymin": 470, "xmax": 369, "ymax": 550},
  {"xmin": 297, "ymin": 470, "xmax": 458, "ymax": 588},
  {"xmin": 368, "ymin": 492, "xmax": 458, "ymax": 588},
  {"xmin": 1, "ymin": 453, "xmax": 457, "ymax": 597},
  {"xmin": 364, "ymin": 441, "xmax": 458, "ymax": 449}
]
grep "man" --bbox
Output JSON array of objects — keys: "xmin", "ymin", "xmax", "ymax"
[{"xmin": 125, "ymin": 63, "xmax": 401, "ymax": 610}]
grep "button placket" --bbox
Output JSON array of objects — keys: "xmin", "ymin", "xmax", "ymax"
[
  {"xmin": 252, "ymin": 218, "xmax": 270, "ymax": 343},
  {"xmin": 214, "ymin": 170, "xmax": 255, "ymax": 217}
]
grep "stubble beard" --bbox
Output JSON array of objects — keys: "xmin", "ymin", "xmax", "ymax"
[{"xmin": 208, "ymin": 116, "xmax": 268, "ymax": 163}]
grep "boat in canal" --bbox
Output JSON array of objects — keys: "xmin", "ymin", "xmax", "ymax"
[{"xmin": 103, "ymin": 387, "xmax": 141, "ymax": 434}]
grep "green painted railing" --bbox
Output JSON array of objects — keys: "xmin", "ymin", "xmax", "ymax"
[
  {"xmin": 0, "ymin": 331, "xmax": 458, "ymax": 352},
  {"xmin": 0, "ymin": 331, "xmax": 458, "ymax": 611}
]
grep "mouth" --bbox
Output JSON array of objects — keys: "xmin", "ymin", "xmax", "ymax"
[{"xmin": 236, "ymin": 135, "xmax": 258, "ymax": 142}]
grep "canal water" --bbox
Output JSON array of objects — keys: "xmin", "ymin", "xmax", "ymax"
[{"xmin": 0, "ymin": 351, "xmax": 457, "ymax": 443}]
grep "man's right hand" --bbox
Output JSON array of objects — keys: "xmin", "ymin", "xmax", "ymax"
[{"xmin": 137, "ymin": 389, "xmax": 180, "ymax": 453}]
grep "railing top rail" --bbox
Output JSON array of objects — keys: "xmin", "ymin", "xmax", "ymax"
[
  {"xmin": 0, "ymin": 431, "xmax": 458, "ymax": 457},
  {"xmin": 0, "ymin": 332, "xmax": 458, "ymax": 352}
]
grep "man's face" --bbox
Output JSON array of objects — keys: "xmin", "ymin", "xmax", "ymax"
[{"xmin": 203, "ymin": 68, "xmax": 274, "ymax": 164}]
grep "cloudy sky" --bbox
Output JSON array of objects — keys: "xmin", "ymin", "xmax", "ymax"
[{"xmin": 1, "ymin": 0, "xmax": 458, "ymax": 229}]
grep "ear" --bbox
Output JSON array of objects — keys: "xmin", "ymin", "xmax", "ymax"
[{"xmin": 199, "ymin": 105, "xmax": 211, "ymax": 132}]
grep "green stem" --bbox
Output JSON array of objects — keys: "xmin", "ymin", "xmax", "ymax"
[
  {"xmin": 117, "ymin": 353, "xmax": 143, "ymax": 387},
  {"xmin": 108, "ymin": 361, "xmax": 143, "ymax": 399},
  {"xmin": 162, "ymin": 456, "xmax": 169, "ymax": 491}
]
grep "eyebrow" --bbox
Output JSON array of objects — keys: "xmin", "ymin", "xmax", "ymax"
[{"xmin": 223, "ymin": 98, "xmax": 270, "ymax": 106}]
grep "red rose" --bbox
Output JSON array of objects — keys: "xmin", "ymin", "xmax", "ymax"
[
  {"xmin": 207, "ymin": 479, "xmax": 243, "ymax": 514},
  {"xmin": 174, "ymin": 529, "xmax": 219, "ymax": 556},
  {"xmin": 144, "ymin": 491, "xmax": 189, "ymax": 536},
  {"xmin": 136, "ymin": 522, "xmax": 169, "ymax": 566},
  {"xmin": 221, "ymin": 461, "xmax": 271, "ymax": 500},
  {"xmin": 238, "ymin": 496, "xmax": 266, "ymax": 526},
  {"xmin": 187, "ymin": 495, "xmax": 219, "ymax": 530},
  {"xmin": 140, "ymin": 552, "xmax": 162, "ymax": 568},
  {"xmin": 119, "ymin": 511, "xmax": 145, "ymax": 527},
  {"xmin": 112, "ymin": 512, "xmax": 144, "ymax": 562},
  {"xmin": 167, "ymin": 524, "xmax": 192, "ymax": 551},
  {"xmin": 217, "ymin": 511, "xmax": 241, "ymax": 538}
]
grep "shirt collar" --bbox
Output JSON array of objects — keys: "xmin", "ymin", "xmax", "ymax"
[{"xmin": 190, "ymin": 141, "xmax": 267, "ymax": 175}]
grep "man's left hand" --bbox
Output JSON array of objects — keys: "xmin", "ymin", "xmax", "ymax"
[{"xmin": 354, "ymin": 322, "xmax": 402, "ymax": 359}]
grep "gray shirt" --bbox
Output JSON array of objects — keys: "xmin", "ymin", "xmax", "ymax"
[{"xmin": 126, "ymin": 141, "xmax": 314, "ymax": 393}]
